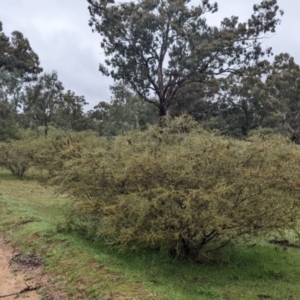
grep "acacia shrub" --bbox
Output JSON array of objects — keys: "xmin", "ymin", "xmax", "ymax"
[
  {"xmin": 51, "ymin": 117, "xmax": 300, "ymax": 259},
  {"xmin": 0, "ymin": 131, "xmax": 105, "ymax": 180},
  {"xmin": 29, "ymin": 131, "xmax": 106, "ymax": 179},
  {"xmin": 0, "ymin": 140, "xmax": 34, "ymax": 179}
]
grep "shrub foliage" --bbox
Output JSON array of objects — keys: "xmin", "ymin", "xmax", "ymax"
[
  {"xmin": 0, "ymin": 140, "xmax": 34, "ymax": 179},
  {"xmin": 30, "ymin": 131, "xmax": 104, "ymax": 177},
  {"xmin": 33, "ymin": 117, "xmax": 300, "ymax": 259}
]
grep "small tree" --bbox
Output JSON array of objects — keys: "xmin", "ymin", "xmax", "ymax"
[{"xmin": 88, "ymin": 0, "xmax": 283, "ymax": 116}]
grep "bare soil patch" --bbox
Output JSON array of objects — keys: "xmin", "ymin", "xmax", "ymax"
[
  {"xmin": 0, "ymin": 238, "xmax": 40, "ymax": 299},
  {"xmin": 0, "ymin": 238, "xmax": 65, "ymax": 300}
]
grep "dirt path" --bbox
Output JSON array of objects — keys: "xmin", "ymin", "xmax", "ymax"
[{"xmin": 0, "ymin": 238, "xmax": 40, "ymax": 300}]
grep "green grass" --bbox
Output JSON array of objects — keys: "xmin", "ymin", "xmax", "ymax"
[
  {"xmin": 1, "ymin": 169, "xmax": 300, "ymax": 299},
  {"xmin": 0, "ymin": 171, "xmax": 17, "ymax": 180}
]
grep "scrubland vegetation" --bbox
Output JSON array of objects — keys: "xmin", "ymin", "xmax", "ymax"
[
  {"xmin": 2, "ymin": 117, "xmax": 300, "ymax": 258},
  {"xmin": 2, "ymin": 0, "xmax": 300, "ymax": 298},
  {"xmin": 1, "ymin": 117, "xmax": 300, "ymax": 299}
]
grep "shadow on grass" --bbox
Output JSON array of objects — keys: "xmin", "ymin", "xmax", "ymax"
[
  {"xmin": 3, "ymin": 209, "xmax": 300, "ymax": 300},
  {"xmin": 1, "ymin": 174, "xmax": 300, "ymax": 300},
  {"xmin": 0, "ymin": 169, "xmax": 41, "ymax": 181},
  {"xmin": 58, "ymin": 230, "xmax": 300, "ymax": 298},
  {"xmin": 0, "ymin": 170, "xmax": 17, "ymax": 181}
]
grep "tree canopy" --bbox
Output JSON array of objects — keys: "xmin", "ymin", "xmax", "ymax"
[
  {"xmin": 87, "ymin": 0, "xmax": 283, "ymax": 116},
  {"xmin": 264, "ymin": 53, "xmax": 300, "ymax": 143},
  {"xmin": 203, "ymin": 53, "xmax": 300, "ymax": 141},
  {"xmin": 0, "ymin": 21, "xmax": 42, "ymax": 81},
  {"xmin": 22, "ymin": 71, "xmax": 91, "ymax": 135}
]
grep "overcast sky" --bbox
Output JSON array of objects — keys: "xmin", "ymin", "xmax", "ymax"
[{"xmin": 1, "ymin": 0, "xmax": 299, "ymax": 110}]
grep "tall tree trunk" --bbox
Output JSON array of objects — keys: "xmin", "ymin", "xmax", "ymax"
[
  {"xmin": 44, "ymin": 117, "xmax": 48, "ymax": 136},
  {"xmin": 159, "ymin": 104, "xmax": 167, "ymax": 117}
]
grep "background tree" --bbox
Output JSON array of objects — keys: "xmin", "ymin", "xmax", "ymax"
[
  {"xmin": 23, "ymin": 71, "xmax": 64, "ymax": 135},
  {"xmin": 206, "ymin": 54, "xmax": 300, "ymax": 141},
  {"xmin": 208, "ymin": 64, "xmax": 271, "ymax": 138},
  {"xmin": 169, "ymin": 81, "xmax": 219, "ymax": 123},
  {"xmin": 0, "ymin": 21, "xmax": 42, "ymax": 81},
  {"xmin": 264, "ymin": 53, "xmax": 300, "ymax": 143},
  {"xmin": 0, "ymin": 21, "xmax": 43, "ymax": 139},
  {"xmin": 88, "ymin": 100, "xmax": 111, "ymax": 134},
  {"xmin": 0, "ymin": 68, "xmax": 26, "ymax": 140},
  {"xmin": 90, "ymin": 83, "xmax": 157, "ymax": 136},
  {"xmin": 87, "ymin": 0, "xmax": 283, "ymax": 117},
  {"xmin": 54, "ymin": 90, "xmax": 92, "ymax": 131},
  {"xmin": 0, "ymin": 99, "xmax": 19, "ymax": 141},
  {"xmin": 0, "ymin": 68, "xmax": 25, "ymax": 111}
]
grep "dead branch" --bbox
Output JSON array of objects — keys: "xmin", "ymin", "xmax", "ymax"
[{"xmin": 0, "ymin": 285, "xmax": 41, "ymax": 298}]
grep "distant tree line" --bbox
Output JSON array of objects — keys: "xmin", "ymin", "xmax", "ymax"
[{"xmin": 1, "ymin": 0, "xmax": 300, "ymax": 144}]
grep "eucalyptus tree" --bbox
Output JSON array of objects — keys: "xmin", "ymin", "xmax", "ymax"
[
  {"xmin": 0, "ymin": 21, "xmax": 43, "ymax": 139},
  {"xmin": 87, "ymin": 0, "xmax": 283, "ymax": 117},
  {"xmin": 0, "ymin": 69, "xmax": 25, "ymax": 112},
  {"xmin": 55, "ymin": 90, "xmax": 92, "ymax": 131},
  {"xmin": 0, "ymin": 21, "xmax": 42, "ymax": 81},
  {"xmin": 0, "ymin": 69, "xmax": 26, "ymax": 140},
  {"xmin": 0, "ymin": 98, "xmax": 19, "ymax": 141},
  {"xmin": 204, "ymin": 53, "xmax": 300, "ymax": 140},
  {"xmin": 265, "ymin": 53, "xmax": 300, "ymax": 143},
  {"xmin": 23, "ymin": 71, "xmax": 64, "ymax": 135}
]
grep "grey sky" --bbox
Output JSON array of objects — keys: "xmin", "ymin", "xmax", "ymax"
[{"xmin": 0, "ymin": 0, "xmax": 298, "ymax": 110}]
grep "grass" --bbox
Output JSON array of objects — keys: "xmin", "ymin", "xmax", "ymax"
[{"xmin": 0, "ymin": 169, "xmax": 300, "ymax": 299}]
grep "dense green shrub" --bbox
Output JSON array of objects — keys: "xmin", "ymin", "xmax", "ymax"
[
  {"xmin": 45, "ymin": 116, "xmax": 300, "ymax": 260},
  {"xmin": 0, "ymin": 131, "xmax": 103, "ymax": 180},
  {"xmin": 0, "ymin": 140, "xmax": 34, "ymax": 178},
  {"xmin": 28, "ymin": 131, "xmax": 105, "ymax": 178}
]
